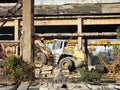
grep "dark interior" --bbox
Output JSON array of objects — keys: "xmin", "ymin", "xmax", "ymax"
[
  {"xmin": 35, "ymin": 24, "xmax": 119, "ymax": 39},
  {"xmin": 0, "ymin": 27, "xmax": 14, "ymax": 40}
]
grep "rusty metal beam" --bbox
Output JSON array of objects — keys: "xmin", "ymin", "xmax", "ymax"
[{"xmin": 35, "ymin": 33, "xmax": 117, "ymax": 38}]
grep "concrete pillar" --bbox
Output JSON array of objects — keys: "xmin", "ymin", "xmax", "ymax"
[
  {"xmin": 84, "ymin": 38, "xmax": 92, "ymax": 69},
  {"xmin": 14, "ymin": 19, "xmax": 19, "ymax": 41},
  {"xmin": 22, "ymin": 0, "xmax": 35, "ymax": 63},
  {"xmin": 14, "ymin": 19, "xmax": 19, "ymax": 55},
  {"xmin": 77, "ymin": 18, "xmax": 82, "ymax": 50},
  {"xmin": 85, "ymin": 38, "xmax": 88, "ymax": 59}
]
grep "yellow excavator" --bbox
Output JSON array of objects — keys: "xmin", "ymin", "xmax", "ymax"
[{"xmin": 34, "ymin": 39, "xmax": 86, "ymax": 71}]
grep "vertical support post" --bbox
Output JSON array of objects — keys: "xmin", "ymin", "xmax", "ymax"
[
  {"xmin": 77, "ymin": 18, "xmax": 82, "ymax": 50},
  {"xmin": 22, "ymin": 0, "xmax": 34, "ymax": 63},
  {"xmin": 14, "ymin": 19, "xmax": 19, "ymax": 41},
  {"xmin": 85, "ymin": 38, "xmax": 88, "ymax": 59},
  {"xmin": 14, "ymin": 19, "xmax": 19, "ymax": 55}
]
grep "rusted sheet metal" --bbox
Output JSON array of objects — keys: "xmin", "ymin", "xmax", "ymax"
[{"xmin": 35, "ymin": 33, "xmax": 117, "ymax": 38}]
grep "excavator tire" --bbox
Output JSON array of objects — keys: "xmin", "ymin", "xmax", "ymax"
[
  {"xmin": 37, "ymin": 52, "xmax": 47, "ymax": 65},
  {"xmin": 59, "ymin": 57, "xmax": 74, "ymax": 71}
]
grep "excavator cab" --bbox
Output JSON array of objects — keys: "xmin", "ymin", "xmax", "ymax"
[{"xmin": 52, "ymin": 40, "xmax": 67, "ymax": 55}]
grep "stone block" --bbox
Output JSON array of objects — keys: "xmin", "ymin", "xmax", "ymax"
[
  {"xmin": 35, "ymin": 68, "xmax": 41, "ymax": 78},
  {"xmin": 41, "ymin": 71, "xmax": 52, "ymax": 75},
  {"xmin": 35, "ymin": 64, "xmax": 42, "ymax": 68},
  {"xmin": 41, "ymin": 65, "xmax": 53, "ymax": 71},
  {"xmin": 0, "ymin": 59, "xmax": 5, "ymax": 66}
]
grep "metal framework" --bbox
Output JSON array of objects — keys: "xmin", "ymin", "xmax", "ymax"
[{"xmin": 0, "ymin": 0, "xmax": 22, "ymax": 30}]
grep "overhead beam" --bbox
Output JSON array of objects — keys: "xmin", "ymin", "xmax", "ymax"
[
  {"xmin": 0, "ymin": 21, "xmax": 14, "ymax": 26},
  {"xmin": 2, "ymin": 18, "xmax": 120, "ymax": 27},
  {"xmin": 34, "ymin": 18, "xmax": 120, "ymax": 25},
  {"xmin": 34, "ymin": 19, "xmax": 78, "ymax": 26},
  {"xmin": 84, "ymin": 18, "xmax": 120, "ymax": 25},
  {"xmin": 43, "ymin": 40, "xmax": 120, "ymax": 45},
  {"xmin": 88, "ymin": 42, "xmax": 120, "ymax": 46},
  {"xmin": 35, "ymin": 32, "xmax": 117, "ymax": 38},
  {"xmin": 0, "ymin": 40, "xmax": 19, "ymax": 46}
]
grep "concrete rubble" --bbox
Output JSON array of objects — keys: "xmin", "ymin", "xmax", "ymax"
[
  {"xmin": 28, "ymin": 82, "xmax": 120, "ymax": 90},
  {"xmin": 0, "ymin": 84, "xmax": 17, "ymax": 90},
  {"xmin": 1, "ymin": 82, "xmax": 120, "ymax": 90}
]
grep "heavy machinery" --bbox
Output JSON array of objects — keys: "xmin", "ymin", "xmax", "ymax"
[{"xmin": 34, "ymin": 39, "xmax": 86, "ymax": 71}]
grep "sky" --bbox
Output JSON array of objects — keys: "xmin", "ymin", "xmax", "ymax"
[
  {"xmin": 91, "ymin": 46, "xmax": 113, "ymax": 56},
  {"xmin": 35, "ymin": 0, "xmax": 120, "ymax": 5}
]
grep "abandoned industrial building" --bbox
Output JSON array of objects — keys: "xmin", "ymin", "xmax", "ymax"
[{"xmin": 0, "ymin": 0, "xmax": 120, "ymax": 90}]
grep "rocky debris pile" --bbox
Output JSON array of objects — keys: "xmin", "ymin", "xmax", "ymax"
[
  {"xmin": 35, "ymin": 64, "xmax": 80, "ymax": 83},
  {"xmin": 31, "ymin": 82, "xmax": 120, "ymax": 90}
]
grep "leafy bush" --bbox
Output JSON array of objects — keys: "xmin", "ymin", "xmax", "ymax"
[
  {"xmin": 116, "ymin": 26, "xmax": 120, "ymax": 39},
  {"xmin": 5, "ymin": 55, "xmax": 34, "ymax": 85},
  {"xmin": 79, "ymin": 69, "xmax": 101, "ymax": 82}
]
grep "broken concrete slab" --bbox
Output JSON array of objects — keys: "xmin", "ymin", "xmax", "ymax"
[
  {"xmin": 0, "ymin": 59, "xmax": 5, "ymax": 66},
  {"xmin": 17, "ymin": 82, "xmax": 29, "ymax": 90},
  {"xmin": 41, "ymin": 71, "xmax": 52, "ymax": 75},
  {"xmin": 0, "ymin": 85, "xmax": 17, "ymax": 90},
  {"xmin": 29, "ymin": 83, "xmax": 40, "ymax": 90},
  {"xmin": 35, "ymin": 68, "xmax": 41, "ymax": 78},
  {"xmin": 41, "ymin": 65, "xmax": 53, "ymax": 71}
]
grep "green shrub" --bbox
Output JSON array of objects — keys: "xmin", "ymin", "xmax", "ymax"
[
  {"xmin": 116, "ymin": 26, "xmax": 120, "ymax": 39},
  {"xmin": 79, "ymin": 69, "xmax": 101, "ymax": 82},
  {"xmin": 5, "ymin": 55, "xmax": 34, "ymax": 85}
]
